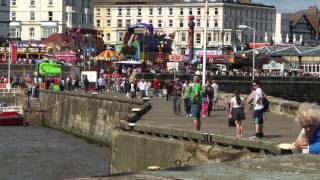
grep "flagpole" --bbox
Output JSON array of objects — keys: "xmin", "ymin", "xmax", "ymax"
[
  {"xmin": 8, "ymin": 41, "xmax": 11, "ymax": 87},
  {"xmin": 202, "ymin": 0, "xmax": 208, "ymax": 85}
]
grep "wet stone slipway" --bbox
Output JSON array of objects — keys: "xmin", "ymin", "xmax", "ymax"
[
  {"xmin": 76, "ymin": 155, "xmax": 320, "ymax": 180},
  {"xmin": 0, "ymin": 126, "xmax": 110, "ymax": 180}
]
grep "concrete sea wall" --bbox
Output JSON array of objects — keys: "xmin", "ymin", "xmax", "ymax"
[
  {"xmin": 110, "ymin": 121, "xmax": 281, "ymax": 173},
  {"xmin": 40, "ymin": 91, "xmax": 149, "ymax": 146}
]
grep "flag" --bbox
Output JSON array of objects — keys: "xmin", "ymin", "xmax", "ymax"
[{"xmin": 11, "ymin": 43, "xmax": 17, "ymax": 64}]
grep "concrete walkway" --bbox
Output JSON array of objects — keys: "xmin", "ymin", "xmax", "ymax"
[{"xmin": 138, "ymin": 97, "xmax": 300, "ymax": 144}]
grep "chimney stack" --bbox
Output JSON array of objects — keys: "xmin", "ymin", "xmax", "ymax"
[{"xmin": 308, "ymin": 6, "xmax": 318, "ymax": 17}]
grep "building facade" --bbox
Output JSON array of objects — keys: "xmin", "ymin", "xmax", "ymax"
[
  {"xmin": 0, "ymin": 0, "xmax": 10, "ymax": 39},
  {"xmin": 10, "ymin": 0, "xmax": 94, "ymax": 41},
  {"xmin": 94, "ymin": 0, "xmax": 276, "ymax": 54},
  {"xmin": 289, "ymin": 6, "xmax": 320, "ymax": 45}
]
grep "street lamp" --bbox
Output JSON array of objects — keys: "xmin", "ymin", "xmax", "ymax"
[
  {"xmin": 202, "ymin": 0, "xmax": 208, "ymax": 85},
  {"xmin": 238, "ymin": 25, "xmax": 255, "ymax": 81}
]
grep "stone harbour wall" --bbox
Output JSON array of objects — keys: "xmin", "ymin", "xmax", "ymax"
[
  {"xmin": 39, "ymin": 91, "xmax": 148, "ymax": 146},
  {"xmin": 110, "ymin": 121, "xmax": 280, "ymax": 174}
]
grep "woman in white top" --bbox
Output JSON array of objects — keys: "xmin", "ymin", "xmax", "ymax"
[{"xmin": 229, "ymin": 90, "xmax": 246, "ymax": 137}]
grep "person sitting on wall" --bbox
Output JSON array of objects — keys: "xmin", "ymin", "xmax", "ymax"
[{"xmin": 293, "ymin": 103, "xmax": 320, "ymax": 154}]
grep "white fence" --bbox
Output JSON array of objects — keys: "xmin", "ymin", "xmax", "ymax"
[{"xmin": 0, "ymin": 106, "xmax": 23, "ymax": 114}]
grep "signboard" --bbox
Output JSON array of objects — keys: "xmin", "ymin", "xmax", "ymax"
[
  {"xmin": 194, "ymin": 49, "xmax": 223, "ymax": 56},
  {"xmin": 81, "ymin": 71, "xmax": 97, "ymax": 83},
  {"xmin": 169, "ymin": 55, "xmax": 183, "ymax": 62},
  {"xmin": 167, "ymin": 62, "xmax": 183, "ymax": 71}
]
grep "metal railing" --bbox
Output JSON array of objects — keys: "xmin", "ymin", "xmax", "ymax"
[{"xmin": 0, "ymin": 106, "xmax": 23, "ymax": 114}]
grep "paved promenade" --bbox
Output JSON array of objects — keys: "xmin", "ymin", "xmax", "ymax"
[{"xmin": 138, "ymin": 97, "xmax": 300, "ymax": 144}]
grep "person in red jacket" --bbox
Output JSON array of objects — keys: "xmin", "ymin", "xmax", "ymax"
[{"xmin": 153, "ymin": 78, "xmax": 159, "ymax": 97}]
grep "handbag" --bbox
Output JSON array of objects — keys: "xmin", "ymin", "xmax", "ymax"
[{"xmin": 228, "ymin": 117, "xmax": 236, "ymax": 127}]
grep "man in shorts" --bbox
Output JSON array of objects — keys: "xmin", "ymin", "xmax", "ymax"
[
  {"xmin": 246, "ymin": 79, "xmax": 265, "ymax": 138},
  {"xmin": 191, "ymin": 76, "xmax": 203, "ymax": 131}
]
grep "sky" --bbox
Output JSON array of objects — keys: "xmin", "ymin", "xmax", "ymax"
[{"xmin": 253, "ymin": 0, "xmax": 320, "ymax": 13}]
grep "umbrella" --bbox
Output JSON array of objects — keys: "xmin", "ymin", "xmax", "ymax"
[{"xmin": 95, "ymin": 50, "xmax": 117, "ymax": 61}]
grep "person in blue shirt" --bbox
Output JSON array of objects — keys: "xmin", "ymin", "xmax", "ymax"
[{"xmin": 293, "ymin": 103, "xmax": 320, "ymax": 154}]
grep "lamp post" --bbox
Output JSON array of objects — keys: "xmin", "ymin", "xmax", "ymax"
[
  {"xmin": 238, "ymin": 25, "xmax": 255, "ymax": 81},
  {"xmin": 202, "ymin": 0, "xmax": 208, "ymax": 85}
]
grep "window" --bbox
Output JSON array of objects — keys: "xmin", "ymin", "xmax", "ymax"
[
  {"xmin": 207, "ymin": 33, "xmax": 212, "ymax": 42},
  {"xmin": 30, "ymin": 11, "xmax": 35, "ymax": 21},
  {"xmin": 12, "ymin": 0, "xmax": 16, "ymax": 6},
  {"xmin": 30, "ymin": 0, "xmax": 35, "ymax": 6},
  {"xmin": 126, "ymin": 19, "xmax": 131, "ymax": 27},
  {"xmin": 207, "ymin": 20, "xmax": 209, "ymax": 27},
  {"xmin": 107, "ymin": 19, "xmax": 111, "ymax": 27},
  {"xmin": 158, "ymin": 8, "xmax": 162, "ymax": 15},
  {"xmin": 226, "ymin": 33, "xmax": 230, "ymax": 42},
  {"xmin": 197, "ymin": 19, "xmax": 200, "ymax": 26},
  {"xmin": 213, "ymin": 32, "xmax": 218, "ymax": 42},
  {"xmin": 196, "ymin": 33, "xmax": 201, "ymax": 44},
  {"xmin": 169, "ymin": 19, "xmax": 173, "ymax": 27},
  {"xmin": 10, "ymin": 27, "xmax": 20, "ymax": 38},
  {"xmin": 149, "ymin": 8, "xmax": 153, "ymax": 15},
  {"xmin": 181, "ymin": 32, "xmax": 186, "ymax": 42},
  {"xmin": 106, "ymin": 33, "xmax": 110, "ymax": 41},
  {"xmin": 197, "ymin": 8, "xmax": 201, "ymax": 15},
  {"xmin": 126, "ymin": 8, "xmax": 130, "ymax": 16},
  {"xmin": 29, "ymin": 28, "xmax": 35, "ymax": 39},
  {"xmin": 180, "ymin": 8, "xmax": 183, "ymax": 15},
  {"xmin": 107, "ymin": 8, "xmax": 111, "ymax": 15},
  {"xmin": 189, "ymin": 8, "xmax": 192, "ymax": 15},
  {"xmin": 96, "ymin": 8, "xmax": 100, "ymax": 16},
  {"xmin": 214, "ymin": 8, "xmax": 218, "ymax": 15},
  {"xmin": 214, "ymin": 19, "xmax": 218, "ymax": 27},
  {"xmin": 149, "ymin": 19, "xmax": 153, "ymax": 25},
  {"xmin": 117, "ymin": 19, "xmax": 122, "ymax": 27},
  {"xmin": 11, "ymin": 12, "xmax": 16, "ymax": 21},
  {"xmin": 96, "ymin": 20, "xmax": 100, "ymax": 27},
  {"xmin": 169, "ymin": 8, "xmax": 173, "ymax": 15},
  {"xmin": 42, "ymin": 27, "xmax": 55, "ymax": 38},
  {"xmin": 119, "ymin": 32, "xmax": 124, "ymax": 42},
  {"xmin": 48, "ymin": 11, "xmax": 53, "ymax": 21},
  {"xmin": 158, "ymin": 20, "xmax": 162, "ymax": 28},
  {"xmin": 137, "ymin": 19, "xmax": 142, "ymax": 23},
  {"xmin": 118, "ymin": 8, "xmax": 122, "ymax": 16},
  {"xmin": 179, "ymin": 19, "xmax": 183, "ymax": 27},
  {"xmin": 138, "ymin": 8, "xmax": 142, "ymax": 16},
  {"xmin": 48, "ymin": 0, "xmax": 53, "ymax": 6}
]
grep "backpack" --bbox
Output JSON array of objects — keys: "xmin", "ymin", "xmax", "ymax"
[{"xmin": 262, "ymin": 96, "xmax": 269, "ymax": 112}]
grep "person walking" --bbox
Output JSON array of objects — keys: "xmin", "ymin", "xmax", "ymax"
[
  {"xmin": 229, "ymin": 90, "xmax": 246, "ymax": 138},
  {"xmin": 246, "ymin": 79, "xmax": 265, "ymax": 139},
  {"xmin": 172, "ymin": 78, "xmax": 182, "ymax": 115},
  {"xmin": 97, "ymin": 76, "xmax": 105, "ymax": 93},
  {"xmin": 182, "ymin": 81, "xmax": 192, "ymax": 117},
  {"xmin": 83, "ymin": 76, "xmax": 89, "ymax": 93},
  {"xmin": 191, "ymin": 76, "xmax": 203, "ymax": 131},
  {"xmin": 153, "ymin": 78, "xmax": 160, "ymax": 97},
  {"xmin": 211, "ymin": 80, "xmax": 219, "ymax": 111},
  {"xmin": 203, "ymin": 81, "xmax": 214, "ymax": 117}
]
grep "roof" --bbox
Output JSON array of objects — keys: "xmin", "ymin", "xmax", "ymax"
[
  {"xmin": 291, "ymin": 13, "xmax": 320, "ymax": 33},
  {"xmin": 94, "ymin": 0, "xmax": 275, "ymax": 8},
  {"xmin": 256, "ymin": 46, "xmax": 320, "ymax": 57}
]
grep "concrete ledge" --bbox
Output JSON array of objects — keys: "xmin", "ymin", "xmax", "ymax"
[
  {"xmin": 119, "ymin": 121, "xmax": 281, "ymax": 155},
  {"xmin": 41, "ymin": 90, "xmax": 146, "ymax": 105}
]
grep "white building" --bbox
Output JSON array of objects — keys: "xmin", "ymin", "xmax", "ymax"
[
  {"xmin": 94, "ymin": 0, "xmax": 276, "ymax": 55},
  {"xmin": 0, "ymin": 0, "xmax": 10, "ymax": 38},
  {"xmin": 274, "ymin": 13, "xmax": 291, "ymax": 44},
  {"xmin": 10, "ymin": 0, "xmax": 94, "ymax": 41}
]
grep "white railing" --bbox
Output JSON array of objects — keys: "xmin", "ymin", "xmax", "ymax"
[
  {"xmin": 0, "ymin": 88, "xmax": 21, "ymax": 96},
  {"xmin": 0, "ymin": 106, "xmax": 23, "ymax": 114}
]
